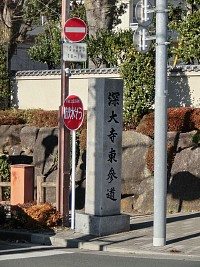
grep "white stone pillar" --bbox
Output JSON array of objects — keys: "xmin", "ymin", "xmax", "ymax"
[{"xmin": 76, "ymin": 78, "xmax": 130, "ymax": 236}]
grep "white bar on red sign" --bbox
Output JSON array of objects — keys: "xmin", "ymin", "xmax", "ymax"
[{"xmin": 65, "ymin": 27, "xmax": 85, "ymax": 33}]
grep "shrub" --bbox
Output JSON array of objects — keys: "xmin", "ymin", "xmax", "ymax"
[
  {"xmin": 135, "ymin": 112, "xmax": 154, "ymax": 138},
  {"xmin": 192, "ymin": 130, "xmax": 200, "ymax": 146},
  {"xmin": 20, "ymin": 202, "xmax": 62, "ymax": 229},
  {"xmin": 167, "ymin": 107, "xmax": 194, "ymax": 132},
  {"xmin": 30, "ymin": 110, "xmax": 58, "ymax": 127},
  {"xmin": 136, "ymin": 107, "xmax": 195, "ymax": 138},
  {"xmin": 121, "ymin": 47, "xmax": 155, "ymax": 129},
  {"xmin": 7, "ymin": 203, "xmax": 62, "ymax": 230},
  {"xmin": 0, "ymin": 110, "xmax": 25, "ymax": 125},
  {"xmin": 190, "ymin": 108, "xmax": 200, "ymax": 130},
  {"xmin": 0, "ymin": 155, "xmax": 11, "ymax": 200},
  {"xmin": 0, "ymin": 44, "xmax": 9, "ymax": 110},
  {"xmin": 0, "ymin": 109, "xmax": 58, "ymax": 127}
]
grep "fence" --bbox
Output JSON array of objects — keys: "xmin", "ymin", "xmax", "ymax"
[
  {"xmin": 0, "ymin": 177, "xmax": 10, "ymax": 202},
  {"xmin": 36, "ymin": 176, "xmax": 56, "ymax": 205},
  {"xmin": 0, "ymin": 176, "xmax": 56, "ymax": 205}
]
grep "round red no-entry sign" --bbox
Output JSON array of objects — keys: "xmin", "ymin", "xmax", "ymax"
[
  {"xmin": 64, "ymin": 17, "xmax": 87, "ymax": 42},
  {"xmin": 62, "ymin": 95, "xmax": 84, "ymax": 131}
]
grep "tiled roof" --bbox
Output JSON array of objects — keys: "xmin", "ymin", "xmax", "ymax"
[{"xmin": 15, "ymin": 65, "xmax": 200, "ymax": 77}]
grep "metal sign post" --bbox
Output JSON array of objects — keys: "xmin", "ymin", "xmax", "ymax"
[
  {"xmin": 58, "ymin": 13, "xmax": 87, "ymax": 226},
  {"xmin": 62, "ymin": 95, "xmax": 84, "ymax": 229},
  {"xmin": 57, "ymin": 0, "xmax": 70, "ymax": 226},
  {"xmin": 71, "ymin": 130, "xmax": 76, "ymax": 230}
]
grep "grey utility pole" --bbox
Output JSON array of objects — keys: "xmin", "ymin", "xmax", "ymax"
[
  {"xmin": 153, "ymin": 0, "xmax": 168, "ymax": 246},
  {"xmin": 57, "ymin": 0, "xmax": 70, "ymax": 225}
]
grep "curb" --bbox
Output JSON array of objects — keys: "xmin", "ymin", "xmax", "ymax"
[
  {"xmin": 0, "ymin": 230, "xmax": 51, "ymax": 245},
  {"xmin": 1, "ymin": 230, "xmax": 200, "ymax": 262}
]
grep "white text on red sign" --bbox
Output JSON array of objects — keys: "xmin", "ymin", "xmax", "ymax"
[{"xmin": 63, "ymin": 107, "xmax": 83, "ymax": 121}]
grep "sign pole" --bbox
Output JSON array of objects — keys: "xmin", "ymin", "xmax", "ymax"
[
  {"xmin": 57, "ymin": 0, "xmax": 70, "ymax": 225},
  {"xmin": 71, "ymin": 130, "xmax": 76, "ymax": 229}
]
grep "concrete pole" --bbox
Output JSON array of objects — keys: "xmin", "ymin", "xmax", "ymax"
[
  {"xmin": 57, "ymin": 0, "xmax": 70, "ymax": 226},
  {"xmin": 153, "ymin": 0, "xmax": 168, "ymax": 246}
]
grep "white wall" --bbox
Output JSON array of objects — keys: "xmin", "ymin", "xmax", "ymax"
[
  {"xmin": 12, "ymin": 67, "xmax": 200, "ymax": 111},
  {"xmin": 12, "ymin": 70, "xmax": 121, "ymax": 110}
]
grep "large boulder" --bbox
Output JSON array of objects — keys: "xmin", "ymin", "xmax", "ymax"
[
  {"xmin": 33, "ymin": 127, "xmax": 58, "ymax": 177},
  {"xmin": 168, "ymin": 147, "xmax": 200, "ymax": 212},
  {"xmin": 121, "ymin": 176, "xmax": 154, "ymax": 214},
  {"xmin": 177, "ymin": 131, "xmax": 197, "ymax": 152},
  {"xmin": 20, "ymin": 126, "xmax": 39, "ymax": 151},
  {"xmin": 121, "ymin": 134, "xmax": 200, "ymax": 214},
  {"xmin": 121, "ymin": 131, "xmax": 153, "ymax": 195},
  {"xmin": 0, "ymin": 125, "xmax": 24, "ymax": 151}
]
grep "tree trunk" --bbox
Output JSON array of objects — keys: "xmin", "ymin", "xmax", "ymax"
[
  {"xmin": 85, "ymin": 0, "xmax": 116, "ymax": 68},
  {"xmin": 85, "ymin": 0, "xmax": 116, "ymax": 37},
  {"xmin": 0, "ymin": 0, "xmax": 27, "ymax": 71}
]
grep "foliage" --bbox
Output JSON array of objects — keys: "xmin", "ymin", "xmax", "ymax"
[
  {"xmin": 121, "ymin": 47, "xmax": 156, "ymax": 128},
  {"xmin": 0, "ymin": 155, "xmax": 10, "ymax": 182},
  {"xmin": 168, "ymin": 1, "xmax": 200, "ymax": 64},
  {"xmin": 0, "ymin": 154, "xmax": 11, "ymax": 201},
  {"xmin": 167, "ymin": 107, "xmax": 194, "ymax": 132},
  {"xmin": 0, "ymin": 109, "xmax": 58, "ymax": 127},
  {"xmin": 70, "ymin": 0, "xmax": 87, "ymax": 23},
  {"xmin": 136, "ymin": 113, "xmax": 154, "ymax": 138},
  {"xmin": 112, "ymin": 1, "xmax": 128, "ymax": 28},
  {"xmin": 190, "ymin": 108, "xmax": 200, "ymax": 130},
  {"xmin": 86, "ymin": 28, "xmax": 155, "ymax": 126},
  {"xmin": 30, "ymin": 110, "xmax": 58, "ymax": 127},
  {"xmin": 136, "ymin": 107, "xmax": 196, "ymax": 138},
  {"xmin": 27, "ymin": 1, "xmax": 127, "ymax": 68},
  {"xmin": 0, "ymin": 110, "xmax": 25, "ymax": 125},
  {"xmin": 87, "ymin": 29, "xmax": 133, "ymax": 68},
  {"xmin": 28, "ymin": 20, "xmax": 61, "ymax": 69},
  {"xmin": 192, "ymin": 130, "xmax": 200, "ymax": 146},
  {"xmin": 27, "ymin": 1, "xmax": 88, "ymax": 69},
  {"xmin": 0, "ymin": 0, "xmax": 61, "ymax": 70},
  {"xmin": 1, "ymin": 203, "xmax": 62, "ymax": 230},
  {"xmin": 0, "ymin": 43, "xmax": 9, "ymax": 108},
  {"xmin": 23, "ymin": 0, "xmax": 61, "ymax": 25},
  {"xmin": 19, "ymin": 202, "xmax": 62, "ymax": 229}
]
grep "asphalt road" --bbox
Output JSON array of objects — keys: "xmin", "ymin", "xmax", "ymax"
[{"xmin": 0, "ymin": 240, "xmax": 200, "ymax": 267}]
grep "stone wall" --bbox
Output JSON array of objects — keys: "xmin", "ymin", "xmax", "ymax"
[
  {"xmin": 0, "ymin": 125, "xmax": 58, "ymax": 204},
  {"xmin": 0, "ymin": 125, "xmax": 199, "ymax": 214},
  {"xmin": 76, "ymin": 131, "xmax": 200, "ymax": 214}
]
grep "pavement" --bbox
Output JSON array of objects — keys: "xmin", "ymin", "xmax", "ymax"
[{"xmin": 0, "ymin": 212, "xmax": 200, "ymax": 261}]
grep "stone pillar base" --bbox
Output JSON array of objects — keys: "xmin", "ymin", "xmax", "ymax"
[{"xmin": 75, "ymin": 212, "xmax": 130, "ymax": 236}]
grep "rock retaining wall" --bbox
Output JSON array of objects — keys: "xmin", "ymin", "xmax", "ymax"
[{"xmin": 0, "ymin": 125, "xmax": 199, "ymax": 214}]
